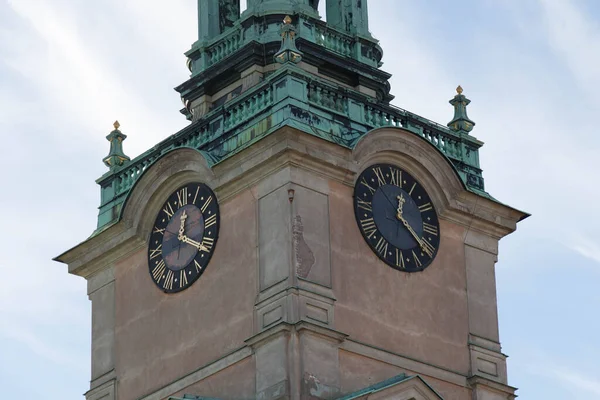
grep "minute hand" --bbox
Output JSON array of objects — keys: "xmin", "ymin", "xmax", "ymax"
[
  {"xmin": 180, "ymin": 235, "xmax": 209, "ymax": 252},
  {"xmin": 398, "ymin": 215, "xmax": 433, "ymax": 257}
]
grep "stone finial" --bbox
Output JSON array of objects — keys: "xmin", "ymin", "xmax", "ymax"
[
  {"xmin": 448, "ymin": 85, "xmax": 475, "ymax": 133},
  {"xmin": 103, "ymin": 121, "xmax": 131, "ymax": 170},
  {"xmin": 274, "ymin": 15, "xmax": 303, "ymax": 64}
]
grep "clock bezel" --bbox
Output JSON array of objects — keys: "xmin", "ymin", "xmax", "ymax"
[
  {"xmin": 353, "ymin": 163, "xmax": 440, "ymax": 272},
  {"xmin": 147, "ymin": 182, "xmax": 220, "ymax": 293}
]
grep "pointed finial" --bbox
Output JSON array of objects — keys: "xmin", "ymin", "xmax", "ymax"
[
  {"xmin": 448, "ymin": 86, "xmax": 476, "ymax": 133},
  {"xmin": 274, "ymin": 15, "xmax": 303, "ymax": 64},
  {"xmin": 103, "ymin": 121, "xmax": 131, "ymax": 170}
]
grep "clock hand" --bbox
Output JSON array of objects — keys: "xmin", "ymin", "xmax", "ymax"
[
  {"xmin": 177, "ymin": 211, "xmax": 188, "ymax": 241},
  {"xmin": 379, "ymin": 187, "xmax": 399, "ymax": 211},
  {"xmin": 179, "ymin": 235, "xmax": 209, "ymax": 252},
  {"xmin": 177, "ymin": 210, "xmax": 188, "ymax": 259},
  {"xmin": 397, "ymin": 215, "xmax": 433, "ymax": 257},
  {"xmin": 396, "ymin": 194, "xmax": 406, "ymax": 219}
]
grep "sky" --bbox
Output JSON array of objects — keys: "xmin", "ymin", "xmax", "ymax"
[{"xmin": 0, "ymin": 0, "xmax": 599, "ymax": 399}]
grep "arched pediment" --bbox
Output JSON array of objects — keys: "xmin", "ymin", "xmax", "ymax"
[
  {"xmin": 120, "ymin": 147, "xmax": 216, "ymax": 240},
  {"xmin": 337, "ymin": 374, "xmax": 444, "ymax": 400},
  {"xmin": 352, "ymin": 127, "xmax": 465, "ymax": 218}
]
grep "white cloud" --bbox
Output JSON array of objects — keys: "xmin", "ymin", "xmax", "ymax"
[
  {"xmin": 538, "ymin": 0, "xmax": 600, "ymax": 103},
  {"xmin": 570, "ymin": 234, "xmax": 600, "ymax": 265},
  {"xmin": 1, "ymin": 1, "xmax": 599, "ymax": 399},
  {"xmin": 4, "ymin": 0, "xmax": 190, "ymax": 157},
  {"xmin": 530, "ymin": 363, "xmax": 600, "ymax": 398}
]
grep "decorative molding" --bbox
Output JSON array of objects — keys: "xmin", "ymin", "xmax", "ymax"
[
  {"xmin": 138, "ymin": 347, "xmax": 253, "ymax": 400},
  {"xmin": 85, "ymin": 378, "xmax": 116, "ymax": 400},
  {"xmin": 341, "ymin": 339, "xmax": 468, "ymax": 388},
  {"xmin": 468, "ymin": 375, "xmax": 517, "ymax": 400}
]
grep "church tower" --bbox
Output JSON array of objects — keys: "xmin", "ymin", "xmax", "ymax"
[{"xmin": 56, "ymin": 2, "xmax": 527, "ymax": 400}]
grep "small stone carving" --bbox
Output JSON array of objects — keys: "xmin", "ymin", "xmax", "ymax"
[{"xmin": 293, "ymin": 215, "xmax": 315, "ymax": 279}]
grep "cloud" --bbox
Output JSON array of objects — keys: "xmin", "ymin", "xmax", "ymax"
[
  {"xmin": 570, "ymin": 235, "xmax": 600, "ymax": 265},
  {"xmin": 537, "ymin": 0, "xmax": 600, "ymax": 104},
  {"xmin": 532, "ymin": 364, "xmax": 600, "ymax": 397},
  {"xmin": 4, "ymin": 0, "xmax": 190, "ymax": 157},
  {"xmin": 1, "ymin": 323, "xmax": 87, "ymax": 369}
]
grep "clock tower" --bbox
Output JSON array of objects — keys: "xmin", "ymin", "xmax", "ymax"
[{"xmin": 55, "ymin": 2, "xmax": 527, "ymax": 400}]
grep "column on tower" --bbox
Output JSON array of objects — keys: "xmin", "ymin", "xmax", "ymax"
[
  {"xmin": 198, "ymin": 0, "xmax": 241, "ymax": 41},
  {"xmin": 326, "ymin": 0, "xmax": 370, "ymax": 36}
]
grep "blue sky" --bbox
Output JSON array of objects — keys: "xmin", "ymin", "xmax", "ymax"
[{"xmin": 1, "ymin": 0, "xmax": 599, "ymax": 399}]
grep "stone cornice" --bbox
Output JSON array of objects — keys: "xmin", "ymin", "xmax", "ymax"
[
  {"xmin": 56, "ymin": 126, "xmax": 526, "ymax": 279},
  {"xmin": 467, "ymin": 375, "xmax": 517, "ymax": 399}
]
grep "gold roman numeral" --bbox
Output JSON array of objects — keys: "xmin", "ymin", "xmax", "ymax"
[
  {"xmin": 177, "ymin": 187, "xmax": 188, "ymax": 207},
  {"xmin": 360, "ymin": 217, "xmax": 377, "ymax": 239},
  {"xmin": 409, "ymin": 182, "xmax": 417, "ymax": 196},
  {"xmin": 152, "ymin": 259, "xmax": 166, "ymax": 281},
  {"xmin": 360, "ymin": 177, "xmax": 377, "ymax": 195},
  {"xmin": 201, "ymin": 196, "xmax": 213, "ymax": 213},
  {"xmin": 389, "ymin": 167, "xmax": 401, "ymax": 187},
  {"xmin": 192, "ymin": 186, "xmax": 200, "ymax": 204},
  {"xmin": 201, "ymin": 237, "xmax": 215, "ymax": 252},
  {"xmin": 357, "ymin": 199, "xmax": 372, "ymax": 212},
  {"xmin": 194, "ymin": 259, "xmax": 202, "ymax": 273},
  {"xmin": 204, "ymin": 214, "xmax": 217, "ymax": 229},
  {"xmin": 421, "ymin": 239, "xmax": 435, "ymax": 256},
  {"xmin": 423, "ymin": 222, "xmax": 438, "ymax": 236},
  {"xmin": 419, "ymin": 203, "xmax": 433, "ymax": 213},
  {"xmin": 153, "ymin": 227, "xmax": 165, "ymax": 235},
  {"xmin": 163, "ymin": 270, "xmax": 174, "ymax": 290},
  {"xmin": 375, "ymin": 237, "xmax": 388, "ymax": 256},
  {"xmin": 373, "ymin": 167, "xmax": 387, "ymax": 186},
  {"xmin": 179, "ymin": 270, "xmax": 188, "ymax": 288},
  {"xmin": 396, "ymin": 249, "xmax": 405, "ymax": 269},
  {"xmin": 163, "ymin": 202, "xmax": 175, "ymax": 218},
  {"xmin": 149, "ymin": 244, "xmax": 162, "ymax": 260},
  {"xmin": 412, "ymin": 250, "xmax": 422, "ymax": 267}
]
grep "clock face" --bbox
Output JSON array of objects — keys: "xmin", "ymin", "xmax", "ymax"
[
  {"xmin": 148, "ymin": 182, "xmax": 220, "ymax": 293},
  {"xmin": 353, "ymin": 164, "xmax": 440, "ymax": 272}
]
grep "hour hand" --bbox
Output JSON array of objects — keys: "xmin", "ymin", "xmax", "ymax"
[
  {"xmin": 180, "ymin": 235, "xmax": 208, "ymax": 252},
  {"xmin": 177, "ymin": 211, "xmax": 188, "ymax": 240}
]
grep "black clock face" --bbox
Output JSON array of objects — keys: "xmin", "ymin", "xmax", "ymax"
[
  {"xmin": 353, "ymin": 164, "xmax": 440, "ymax": 272},
  {"xmin": 148, "ymin": 182, "xmax": 220, "ymax": 293}
]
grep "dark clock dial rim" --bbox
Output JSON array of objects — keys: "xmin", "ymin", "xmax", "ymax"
[
  {"xmin": 353, "ymin": 163, "xmax": 440, "ymax": 272},
  {"xmin": 147, "ymin": 182, "xmax": 220, "ymax": 293}
]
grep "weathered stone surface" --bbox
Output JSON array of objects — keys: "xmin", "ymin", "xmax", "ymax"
[
  {"xmin": 60, "ymin": 127, "xmax": 525, "ymax": 400},
  {"xmin": 114, "ymin": 189, "xmax": 257, "ymax": 400},
  {"xmin": 170, "ymin": 357, "xmax": 256, "ymax": 400}
]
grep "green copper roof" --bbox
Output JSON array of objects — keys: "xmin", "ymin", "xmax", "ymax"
[
  {"xmin": 93, "ymin": 3, "xmax": 490, "ymax": 234},
  {"xmin": 336, "ymin": 374, "xmax": 444, "ymax": 400},
  {"xmin": 168, "ymin": 374, "xmax": 444, "ymax": 400}
]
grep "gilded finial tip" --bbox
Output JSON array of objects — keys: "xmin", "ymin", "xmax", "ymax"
[
  {"xmin": 283, "ymin": 15, "xmax": 292, "ymax": 24},
  {"xmin": 456, "ymin": 85, "xmax": 463, "ymax": 95},
  {"xmin": 113, "ymin": 120, "xmax": 120, "ymax": 130}
]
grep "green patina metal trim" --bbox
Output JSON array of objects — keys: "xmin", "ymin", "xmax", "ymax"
[
  {"xmin": 336, "ymin": 374, "xmax": 444, "ymax": 400},
  {"xmin": 102, "ymin": 121, "xmax": 131, "ymax": 171},
  {"xmin": 184, "ymin": 8, "xmax": 383, "ymax": 77},
  {"xmin": 94, "ymin": 63, "xmax": 489, "ymax": 234},
  {"xmin": 167, "ymin": 374, "xmax": 444, "ymax": 400},
  {"xmin": 336, "ymin": 374, "xmax": 411, "ymax": 400},
  {"xmin": 94, "ymin": 5, "xmax": 492, "ymax": 234}
]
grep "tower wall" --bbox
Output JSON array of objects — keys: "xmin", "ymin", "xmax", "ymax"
[{"xmin": 69, "ymin": 127, "xmax": 521, "ymax": 400}]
